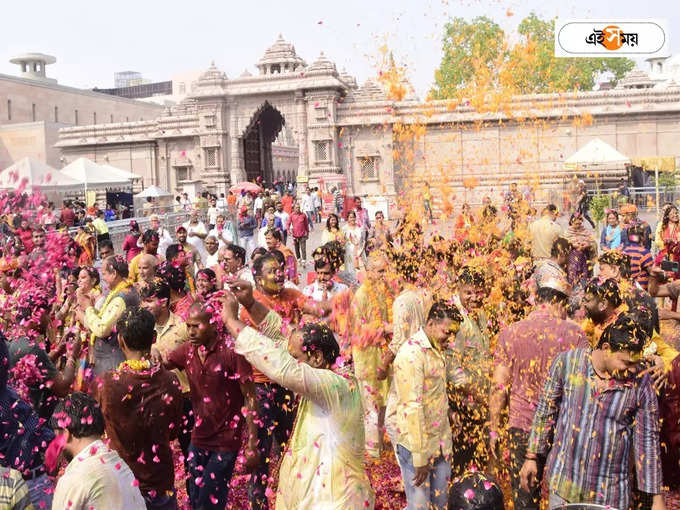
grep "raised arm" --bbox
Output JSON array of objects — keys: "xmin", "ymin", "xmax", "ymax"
[{"xmin": 221, "ymin": 284, "xmax": 339, "ymax": 409}]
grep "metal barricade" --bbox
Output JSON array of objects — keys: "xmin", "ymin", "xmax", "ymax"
[{"xmin": 70, "ymin": 207, "xmax": 239, "ymax": 255}]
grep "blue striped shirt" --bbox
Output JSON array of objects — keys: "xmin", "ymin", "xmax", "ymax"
[{"xmin": 527, "ymin": 348, "xmax": 661, "ymax": 508}]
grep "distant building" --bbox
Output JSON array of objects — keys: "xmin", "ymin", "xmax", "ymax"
[
  {"xmin": 56, "ymin": 37, "xmax": 680, "ymax": 208},
  {"xmin": 93, "ymin": 81, "xmax": 173, "ymax": 100},
  {"xmin": 0, "ymin": 54, "xmax": 162, "ymax": 170},
  {"xmin": 114, "ymin": 71, "xmax": 146, "ymax": 88}
]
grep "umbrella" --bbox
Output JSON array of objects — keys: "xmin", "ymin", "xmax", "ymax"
[
  {"xmin": 135, "ymin": 185, "xmax": 172, "ymax": 198},
  {"xmin": 230, "ymin": 181, "xmax": 262, "ymax": 194}
]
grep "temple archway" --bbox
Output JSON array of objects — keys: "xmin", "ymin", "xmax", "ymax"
[{"xmin": 242, "ymin": 102, "xmax": 285, "ymax": 184}]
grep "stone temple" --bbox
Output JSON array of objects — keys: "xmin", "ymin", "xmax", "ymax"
[{"xmin": 56, "ymin": 35, "xmax": 680, "ymax": 206}]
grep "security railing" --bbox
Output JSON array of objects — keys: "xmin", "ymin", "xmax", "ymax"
[
  {"xmin": 587, "ymin": 186, "xmax": 680, "ymax": 212},
  {"xmin": 70, "ymin": 207, "xmax": 239, "ymax": 253}
]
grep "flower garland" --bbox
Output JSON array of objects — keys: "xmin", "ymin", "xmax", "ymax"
[{"xmin": 117, "ymin": 358, "xmax": 152, "ymax": 372}]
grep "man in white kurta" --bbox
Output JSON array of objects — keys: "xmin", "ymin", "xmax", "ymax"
[{"xmin": 221, "ymin": 286, "xmax": 375, "ymax": 510}]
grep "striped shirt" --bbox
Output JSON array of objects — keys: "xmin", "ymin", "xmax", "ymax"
[
  {"xmin": 0, "ymin": 466, "xmax": 33, "ymax": 510},
  {"xmin": 623, "ymin": 244, "xmax": 653, "ymax": 290},
  {"xmin": 527, "ymin": 348, "xmax": 661, "ymax": 509}
]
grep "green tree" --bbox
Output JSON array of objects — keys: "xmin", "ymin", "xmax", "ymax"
[
  {"xmin": 430, "ymin": 13, "xmax": 635, "ymax": 98},
  {"xmin": 431, "ymin": 16, "xmax": 506, "ymax": 99}
]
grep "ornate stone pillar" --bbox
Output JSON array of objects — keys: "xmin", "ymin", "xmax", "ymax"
[
  {"xmin": 295, "ymin": 91, "xmax": 309, "ymax": 182},
  {"xmin": 229, "ymin": 104, "xmax": 245, "ymax": 184}
]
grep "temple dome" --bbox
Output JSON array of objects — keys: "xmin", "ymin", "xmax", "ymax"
[
  {"xmin": 339, "ymin": 68, "xmax": 358, "ymax": 89},
  {"xmin": 307, "ymin": 51, "xmax": 338, "ymax": 75},
  {"xmin": 257, "ymin": 35, "xmax": 306, "ymax": 75},
  {"xmin": 615, "ymin": 68, "xmax": 655, "ymax": 90},
  {"xmin": 191, "ymin": 61, "xmax": 228, "ymax": 97}
]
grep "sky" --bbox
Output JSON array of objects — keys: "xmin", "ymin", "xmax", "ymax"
[{"xmin": 1, "ymin": 0, "xmax": 678, "ymax": 98}]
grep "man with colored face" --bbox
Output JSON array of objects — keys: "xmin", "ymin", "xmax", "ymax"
[
  {"xmin": 215, "ymin": 243, "xmax": 253, "ymax": 288},
  {"xmin": 165, "ymin": 302, "xmax": 257, "ymax": 510},
  {"xmin": 302, "ymin": 256, "xmax": 347, "ymax": 302},
  {"xmin": 220, "ymin": 282, "xmax": 375, "ymax": 510},
  {"xmin": 393, "ymin": 301, "xmax": 462, "ymax": 510},
  {"xmin": 238, "ymin": 253, "xmax": 330, "ymax": 509},
  {"xmin": 449, "ymin": 265, "xmax": 492, "ymax": 477}
]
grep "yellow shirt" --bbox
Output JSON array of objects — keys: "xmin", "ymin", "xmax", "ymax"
[
  {"xmin": 393, "ymin": 328, "xmax": 453, "ymax": 467},
  {"xmin": 128, "ymin": 253, "xmax": 162, "ymax": 283},
  {"xmin": 529, "ymin": 216, "xmax": 562, "ymax": 259},
  {"xmin": 351, "ymin": 282, "xmax": 391, "ymax": 404},
  {"xmin": 235, "ymin": 313, "xmax": 374, "ymax": 510},
  {"xmin": 84, "ymin": 297, "xmax": 126, "ymax": 339},
  {"xmin": 154, "ymin": 312, "xmax": 190, "ymax": 392},
  {"xmin": 91, "ymin": 217, "xmax": 109, "ymax": 235}
]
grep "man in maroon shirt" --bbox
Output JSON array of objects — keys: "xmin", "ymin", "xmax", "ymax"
[
  {"xmin": 97, "ymin": 306, "xmax": 184, "ymax": 509},
  {"xmin": 59, "ymin": 199, "xmax": 75, "ymax": 227},
  {"xmin": 166, "ymin": 301, "xmax": 258, "ymax": 509},
  {"xmin": 286, "ymin": 203, "xmax": 310, "ymax": 264},
  {"xmin": 489, "ymin": 277, "xmax": 588, "ymax": 510}
]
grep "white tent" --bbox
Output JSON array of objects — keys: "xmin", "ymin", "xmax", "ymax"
[
  {"xmin": 101, "ymin": 164, "xmax": 142, "ymax": 181},
  {"xmin": 0, "ymin": 157, "xmax": 83, "ymax": 192},
  {"xmin": 134, "ymin": 185, "xmax": 171, "ymax": 198},
  {"xmin": 564, "ymin": 138, "xmax": 630, "ymax": 168},
  {"xmin": 60, "ymin": 158, "xmax": 132, "ymax": 190}
]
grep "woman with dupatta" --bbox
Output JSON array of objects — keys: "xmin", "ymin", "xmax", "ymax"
[{"xmin": 565, "ymin": 212, "xmax": 598, "ymax": 290}]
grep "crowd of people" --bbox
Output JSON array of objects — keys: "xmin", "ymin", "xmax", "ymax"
[{"xmin": 0, "ymin": 179, "xmax": 679, "ymax": 510}]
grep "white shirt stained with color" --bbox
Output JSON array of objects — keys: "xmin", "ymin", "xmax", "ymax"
[
  {"xmin": 52, "ymin": 439, "xmax": 145, "ymax": 510},
  {"xmin": 303, "ymin": 280, "xmax": 348, "ymax": 302}
]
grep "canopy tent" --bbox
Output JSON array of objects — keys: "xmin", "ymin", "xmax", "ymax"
[
  {"xmin": 0, "ymin": 157, "xmax": 83, "ymax": 193},
  {"xmin": 60, "ymin": 158, "xmax": 133, "ymax": 190},
  {"xmin": 563, "ymin": 138, "xmax": 630, "ymax": 169},
  {"xmin": 101, "ymin": 164, "xmax": 143, "ymax": 181},
  {"xmin": 134, "ymin": 185, "xmax": 172, "ymax": 198}
]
